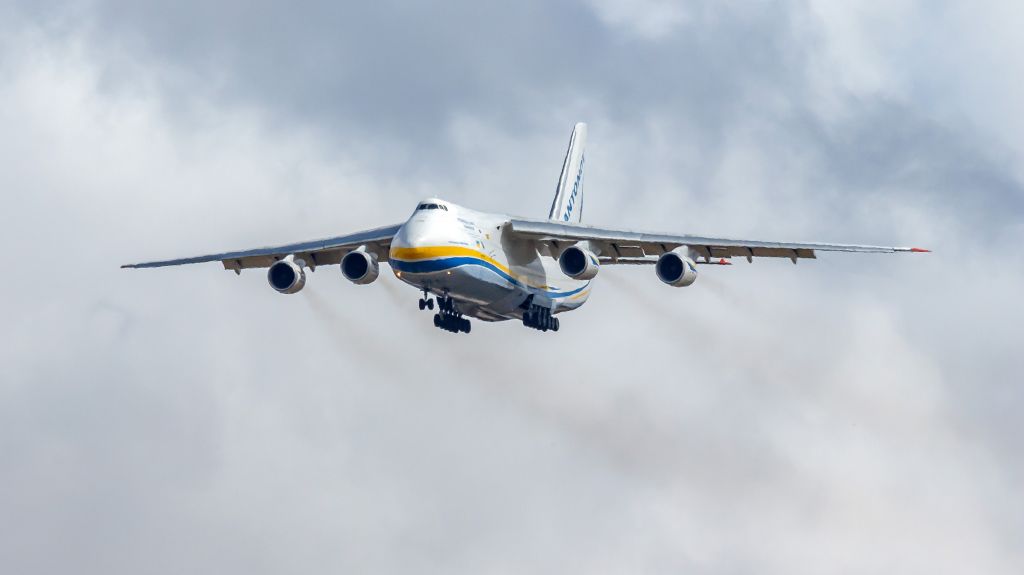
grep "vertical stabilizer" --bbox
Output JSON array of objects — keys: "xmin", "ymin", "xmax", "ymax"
[{"xmin": 548, "ymin": 123, "xmax": 587, "ymax": 223}]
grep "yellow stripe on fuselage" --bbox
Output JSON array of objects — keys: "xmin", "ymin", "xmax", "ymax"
[
  {"xmin": 389, "ymin": 245, "xmax": 555, "ymax": 290},
  {"xmin": 390, "ymin": 245, "xmax": 513, "ymax": 276},
  {"xmin": 568, "ymin": 289, "xmax": 590, "ymax": 301}
]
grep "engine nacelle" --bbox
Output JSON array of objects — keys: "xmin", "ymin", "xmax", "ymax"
[
  {"xmin": 267, "ymin": 259, "xmax": 306, "ymax": 294},
  {"xmin": 656, "ymin": 249, "xmax": 698, "ymax": 287},
  {"xmin": 558, "ymin": 245, "xmax": 600, "ymax": 280},
  {"xmin": 341, "ymin": 249, "xmax": 380, "ymax": 284}
]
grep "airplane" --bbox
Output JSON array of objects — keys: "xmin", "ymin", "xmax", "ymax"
[{"xmin": 123, "ymin": 123, "xmax": 929, "ymax": 334}]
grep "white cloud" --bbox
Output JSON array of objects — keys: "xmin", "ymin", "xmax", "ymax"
[
  {"xmin": 1, "ymin": 6, "xmax": 1022, "ymax": 575},
  {"xmin": 585, "ymin": 0, "xmax": 691, "ymax": 40}
]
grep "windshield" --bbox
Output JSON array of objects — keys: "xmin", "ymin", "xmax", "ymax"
[{"xmin": 416, "ymin": 203, "xmax": 448, "ymax": 211}]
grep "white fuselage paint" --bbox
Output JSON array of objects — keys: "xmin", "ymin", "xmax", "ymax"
[{"xmin": 387, "ymin": 198, "xmax": 592, "ymax": 322}]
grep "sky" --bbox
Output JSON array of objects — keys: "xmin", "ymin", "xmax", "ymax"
[{"xmin": 1, "ymin": 1, "xmax": 1022, "ymax": 573}]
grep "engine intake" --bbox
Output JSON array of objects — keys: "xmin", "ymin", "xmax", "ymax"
[
  {"xmin": 558, "ymin": 245, "xmax": 599, "ymax": 280},
  {"xmin": 267, "ymin": 259, "xmax": 306, "ymax": 294},
  {"xmin": 656, "ymin": 249, "xmax": 698, "ymax": 287},
  {"xmin": 341, "ymin": 249, "xmax": 380, "ymax": 284}
]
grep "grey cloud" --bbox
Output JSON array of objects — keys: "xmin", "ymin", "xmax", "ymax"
[
  {"xmin": 1, "ymin": 1, "xmax": 1023, "ymax": 574},
  {"xmin": 10, "ymin": 1, "xmax": 811, "ymax": 169},
  {"xmin": 15, "ymin": 0, "xmax": 1021, "ymax": 232}
]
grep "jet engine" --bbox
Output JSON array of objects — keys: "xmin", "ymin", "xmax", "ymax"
[
  {"xmin": 558, "ymin": 245, "xmax": 599, "ymax": 280},
  {"xmin": 656, "ymin": 248, "xmax": 698, "ymax": 287},
  {"xmin": 341, "ymin": 249, "xmax": 380, "ymax": 284},
  {"xmin": 267, "ymin": 258, "xmax": 306, "ymax": 294}
]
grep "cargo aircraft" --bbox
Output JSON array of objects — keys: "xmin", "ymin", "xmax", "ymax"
[{"xmin": 123, "ymin": 123, "xmax": 928, "ymax": 334}]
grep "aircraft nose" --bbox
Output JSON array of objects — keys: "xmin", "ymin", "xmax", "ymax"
[
  {"xmin": 392, "ymin": 219, "xmax": 448, "ymax": 256},
  {"xmin": 395, "ymin": 211, "xmax": 460, "ymax": 247},
  {"xmin": 393, "ymin": 219, "xmax": 428, "ymax": 249}
]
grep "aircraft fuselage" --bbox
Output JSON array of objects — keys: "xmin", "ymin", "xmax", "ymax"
[{"xmin": 388, "ymin": 198, "xmax": 591, "ymax": 322}]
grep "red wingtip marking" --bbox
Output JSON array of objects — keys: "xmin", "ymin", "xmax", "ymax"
[
  {"xmin": 910, "ymin": 247, "xmax": 931, "ymax": 253},
  {"xmin": 719, "ymin": 258, "xmax": 732, "ymax": 265}
]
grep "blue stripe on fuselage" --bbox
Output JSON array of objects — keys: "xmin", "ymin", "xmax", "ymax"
[{"xmin": 390, "ymin": 256, "xmax": 589, "ymax": 298}]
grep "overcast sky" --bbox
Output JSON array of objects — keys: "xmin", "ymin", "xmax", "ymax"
[{"xmin": 2, "ymin": 1, "xmax": 1022, "ymax": 573}]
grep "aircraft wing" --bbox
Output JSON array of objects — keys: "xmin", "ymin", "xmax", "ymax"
[
  {"xmin": 121, "ymin": 223, "xmax": 402, "ymax": 272},
  {"xmin": 506, "ymin": 219, "xmax": 928, "ymax": 264}
]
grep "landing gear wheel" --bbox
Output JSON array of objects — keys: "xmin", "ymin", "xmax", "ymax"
[
  {"xmin": 432, "ymin": 294, "xmax": 471, "ymax": 334},
  {"xmin": 418, "ymin": 299, "xmax": 426, "ymax": 310},
  {"xmin": 522, "ymin": 304, "xmax": 560, "ymax": 333}
]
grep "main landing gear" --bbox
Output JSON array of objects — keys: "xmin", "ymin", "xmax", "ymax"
[
  {"xmin": 421, "ymin": 289, "xmax": 470, "ymax": 334},
  {"xmin": 523, "ymin": 303, "xmax": 559, "ymax": 332}
]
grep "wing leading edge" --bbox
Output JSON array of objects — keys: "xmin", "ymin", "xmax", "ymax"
[
  {"xmin": 121, "ymin": 223, "xmax": 402, "ymax": 272},
  {"xmin": 507, "ymin": 219, "xmax": 929, "ymax": 264}
]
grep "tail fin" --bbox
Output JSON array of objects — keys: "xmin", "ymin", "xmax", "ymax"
[{"xmin": 548, "ymin": 122, "xmax": 587, "ymax": 223}]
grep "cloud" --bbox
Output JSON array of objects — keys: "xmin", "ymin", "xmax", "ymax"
[
  {"xmin": 585, "ymin": 0, "xmax": 692, "ymax": 40},
  {"xmin": 1, "ymin": 2, "xmax": 1022, "ymax": 574}
]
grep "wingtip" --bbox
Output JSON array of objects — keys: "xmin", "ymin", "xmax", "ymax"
[{"xmin": 910, "ymin": 247, "xmax": 931, "ymax": 253}]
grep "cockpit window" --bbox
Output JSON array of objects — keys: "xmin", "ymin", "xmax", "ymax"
[{"xmin": 416, "ymin": 203, "xmax": 448, "ymax": 211}]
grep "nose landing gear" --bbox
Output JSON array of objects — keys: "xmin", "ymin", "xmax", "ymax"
[
  {"xmin": 431, "ymin": 293, "xmax": 470, "ymax": 334},
  {"xmin": 418, "ymin": 287, "xmax": 435, "ymax": 311}
]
